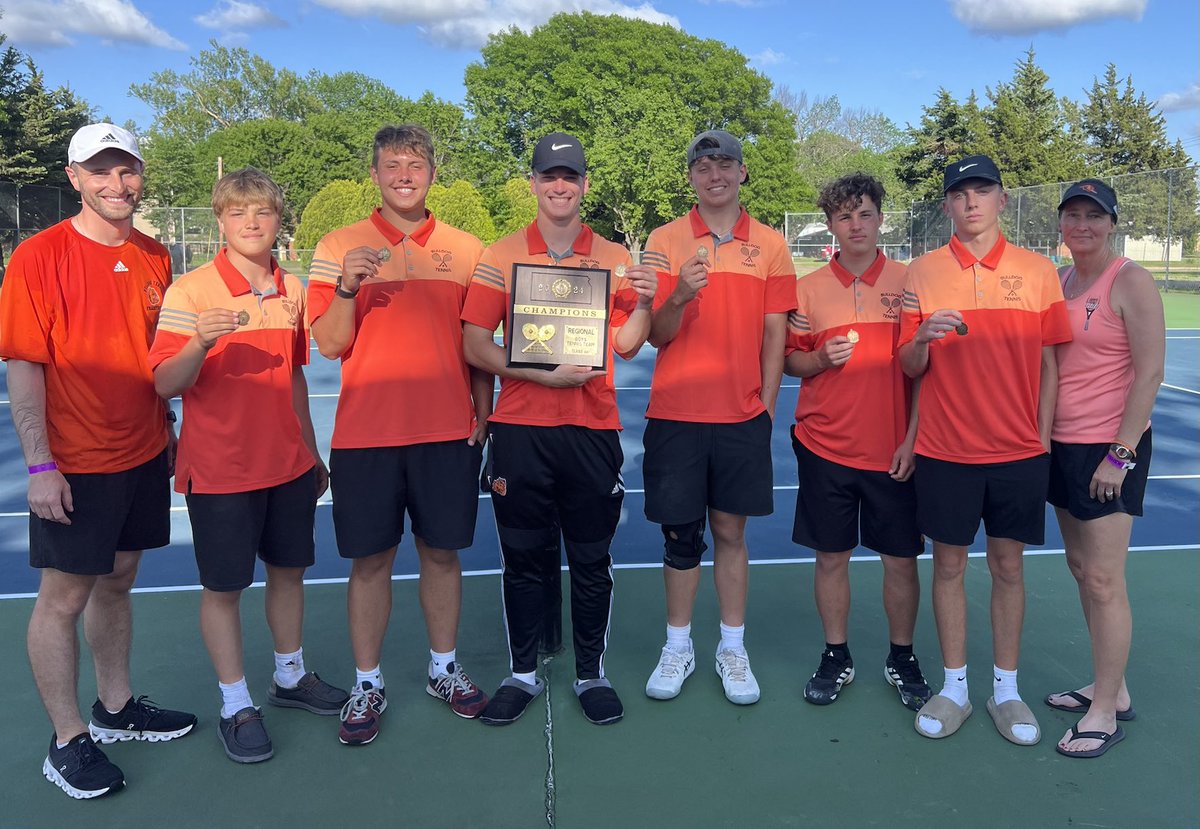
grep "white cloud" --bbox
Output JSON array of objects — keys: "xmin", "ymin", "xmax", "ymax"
[
  {"xmin": 1157, "ymin": 84, "xmax": 1200, "ymax": 113},
  {"xmin": 749, "ymin": 48, "xmax": 786, "ymax": 67},
  {"xmin": 195, "ymin": 1, "xmax": 287, "ymax": 31},
  {"xmin": 1, "ymin": 0, "xmax": 186, "ymax": 49},
  {"xmin": 315, "ymin": 0, "xmax": 678, "ymax": 48},
  {"xmin": 949, "ymin": 0, "xmax": 1146, "ymax": 35}
]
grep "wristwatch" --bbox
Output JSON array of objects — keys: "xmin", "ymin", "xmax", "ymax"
[
  {"xmin": 335, "ymin": 275, "xmax": 358, "ymax": 300},
  {"xmin": 1108, "ymin": 443, "xmax": 1136, "ymax": 470}
]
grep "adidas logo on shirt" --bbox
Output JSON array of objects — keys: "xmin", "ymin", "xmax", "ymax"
[{"xmin": 113, "ymin": 260, "xmax": 129, "ymax": 273}]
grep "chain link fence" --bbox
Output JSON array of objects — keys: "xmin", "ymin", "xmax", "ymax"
[
  {"xmin": 784, "ymin": 211, "xmax": 912, "ymax": 273},
  {"xmin": 0, "ymin": 181, "xmax": 81, "ymax": 269}
]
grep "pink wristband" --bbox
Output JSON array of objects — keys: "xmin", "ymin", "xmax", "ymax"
[{"xmin": 28, "ymin": 461, "xmax": 58, "ymax": 474}]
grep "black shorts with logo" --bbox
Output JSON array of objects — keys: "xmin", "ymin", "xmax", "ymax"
[
  {"xmin": 915, "ymin": 453, "xmax": 1050, "ymax": 547},
  {"xmin": 643, "ymin": 412, "xmax": 774, "ymax": 524},
  {"xmin": 29, "ymin": 450, "xmax": 170, "ymax": 576}
]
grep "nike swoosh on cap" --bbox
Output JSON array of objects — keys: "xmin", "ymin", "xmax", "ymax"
[
  {"xmin": 958, "ymin": 163, "xmax": 979, "ymax": 172},
  {"xmin": 551, "ymin": 143, "xmax": 573, "ymax": 151}
]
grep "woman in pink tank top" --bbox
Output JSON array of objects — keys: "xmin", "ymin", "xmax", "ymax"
[{"xmin": 1044, "ymin": 179, "xmax": 1165, "ymax": 759}]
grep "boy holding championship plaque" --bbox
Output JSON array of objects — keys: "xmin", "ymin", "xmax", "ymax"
[
  {"xmin": 641, "ymin": 130, "xmax": 796, "ymax": 706},
  {"xmin": 898, "ymin": 155, "xmax": 1071, "ymax": 744},
  {"xmin": 784, "ymin": 173, "xmax": 930, "ymax": 712},
  {"xmin": 461, "ymin": 132, "xmax": 656, "ymax": 726},
  {"xmin": 150, "ymin": 168, "xmax": 344, "ymax": 764}
]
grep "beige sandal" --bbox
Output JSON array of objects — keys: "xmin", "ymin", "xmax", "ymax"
[
  {"xmin": 986, "ymin": 697, "xmax": 1041, "ymax": 746},
  {"xmin": 914, "ymin": 695, "xmax": 973, "ymax": 739}
]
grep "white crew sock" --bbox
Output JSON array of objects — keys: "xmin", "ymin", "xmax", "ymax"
[
  {"xmin": 273, "ymin": 648, "xmax": 305, "ymax": 689},
  {"xmin": 718, "ymin": 622, "xmax": 745, "ymax": 653},
  {"xmin": 219, "ymin": 677, "xmax": 254, "ymax": 719},
  {"xmin": 430, "ymin": 648, "xmax": 456, "ymax": 679},
  {"xmin": 917, "ymin": 665, "xmax": 968, "ymax": 736},
  {"xmin": 666, "ymin": 623, "xmax": 692, "ymax": 652},
  {"xmin": 512, "ymin": 670, "xmax": 538, "ymax": 685},
  {"xmin": 993, "ymin": 666, "xmax": 1038, "ymax": 742},
  {"xmin": 356, "ymin": 665, "xmax": 384, "ymax": 690}
]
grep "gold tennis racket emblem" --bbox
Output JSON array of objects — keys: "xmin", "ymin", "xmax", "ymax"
[{"xmin": 521, "ymin": 322, "xmax": 556, "ymax": 354}]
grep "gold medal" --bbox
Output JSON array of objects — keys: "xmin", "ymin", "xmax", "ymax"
[
  {"xmin": 955, "ymin": 323, "xmax": 968, "ymax": 336},
  {"xmin": 237, "ymin": 310, "xmax": 250, "ymax": 326},
  {"xmin": 377, "ymin": 247, "xmax": 391, "ymax": 262},
  {"xmin": 616, "ymin": 264, "xmax": 627, "ymax": 278},
  {"xmin": 846, "ymin": 329, "xmax": 860, "ymax": 344},
  {"xmin": 697, "ymin": 245, "xmax": 709, "ymax": 260}
]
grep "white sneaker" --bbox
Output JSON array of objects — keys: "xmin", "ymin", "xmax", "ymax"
[
  {"xmin": 645, "ymin": 646, "xmax": 696, "ymax": 700},
  {"xmin": 715, "ymin": 647, "xmax": 760, "ymax": 705}
]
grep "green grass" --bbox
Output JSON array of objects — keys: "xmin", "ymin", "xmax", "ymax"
[{"xmin": 1163, "ymin": 290, "xmax": 1199, "ymax": 328}]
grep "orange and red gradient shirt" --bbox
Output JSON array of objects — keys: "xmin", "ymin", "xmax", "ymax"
[
  {"xmin": 308, "ymin": 209, "xmax": 485, "ymax": 449},
  {"xmin": 0, "ymin": 220, "xmax": 171, "ymax": 473},
  {"xmin": 898, "ymin": 234, "xmax": 1071, "ymax": 464},
  {"xmin": 460, "ymin": 222, "xmax": 638, "ymax": 430},
  {"xmin": 642, "ymin": 206, "xmax": 796, "ymax": 423},
  {"xmin": 788, "ymin": 251, "xmax": 910, "ymax": 472},
  {"xmin": 149, "ymin": 249, "xmax": 313, "ymax": 494}
]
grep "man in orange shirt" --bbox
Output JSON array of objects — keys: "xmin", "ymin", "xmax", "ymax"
[
  {"xmin": 785, "ymin": 173, "xmax": 930, "ymax": 711},
  {"xmin": 642, "ymin": 130, "xmax": 795, "ymax": 706},
  {"xmin": 0, "ymin": 123, "xmax": 195, "ymax": 799},
  {"xmin": 309, "ymin": 125, "xmax": 491, "ymax": 746},
  {"xmin": 150, "ymin": 168, "xmax": 346, "ymax": 764},
  {"xmin": 461, "ymin": 133, "xmax": 656, "ymax": 726},
  {"xmin": 898, "ymin": 155, "xmax": 1071, "ymax": 744}
]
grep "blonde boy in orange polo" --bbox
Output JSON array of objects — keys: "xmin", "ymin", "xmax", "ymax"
[
  {"xmin": 898, "ymin": 155, "xmax": 1071, "ymax": 745},
  {"xmin": 150, "ymin": 168, "xmax": 346, "ymax": 764}
]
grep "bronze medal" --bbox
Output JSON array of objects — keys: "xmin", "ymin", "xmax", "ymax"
[
  {"xmin": 377, "ymin": 247, "xmax": 391, "ymax": 262},
  {"xmin": 955, "ymin": 323, "xmax": 968, "ymax": 336},
  {"xmin": 237, "ymin": 310, "xmax": 250, "ymax": 326}
]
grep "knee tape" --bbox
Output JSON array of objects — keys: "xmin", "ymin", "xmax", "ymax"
[{"xmin": 662, "ymin": 520, "xmax": 708, "ymax": 570}]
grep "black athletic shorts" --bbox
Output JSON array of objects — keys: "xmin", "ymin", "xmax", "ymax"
[
  {"xmin": 915, "ymin": 453, "xmax": 1050, "ymax": 547},
  {"xmin": 791, "ymin": 434, "xmax": 922, "ymax": 557},
  {"xmin": 330, "ymin": 439, "xmax": 483, "ymax": 557},
  {"xmin": 29, "ymin": 449, "xmax": 170, "ymax": 576},
  {"xmin": 486, "ymin": 422, "xmax": 624, "ymax": 544},
  {"xmin": 186, "ymin": 467, "xmax": 318, "ymax": 592},
  {"xmin": 643, "ymin": 412, "xmax": 773, "ymax": 524},
  {"xmin": 1048, "ymin": 429, "xmax": 1152, "ymax": 521}
]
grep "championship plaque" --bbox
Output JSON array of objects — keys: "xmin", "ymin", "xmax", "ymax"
[{"xmin": 507, "ymin": 264, "xmax": 611, "ymax": 371}]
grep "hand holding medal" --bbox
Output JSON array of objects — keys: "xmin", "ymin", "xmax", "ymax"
[
  {"xmin": 675, "ymin": 249, "xmax": 710, "ymax": 303},
  {"xmin": 195, "ymin": 307, "xmax": 241, "ymax": 350},
  {"xmin": 340, "ymin": 245, "xmax": 389, "ymax": 295},
  {"xmin": 622, "ymin": 263, "xmax": 659, "ymax": 307},
  {"xmin": 916, "ymin": 308, "xmax": 965, "ymax": 344}
]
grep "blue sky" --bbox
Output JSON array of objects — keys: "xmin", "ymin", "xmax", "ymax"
[{"xmin": 2, "ymin": 0, "xmax": 1197, "ymax": 157}]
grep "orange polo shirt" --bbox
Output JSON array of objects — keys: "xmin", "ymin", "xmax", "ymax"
[
  {"xmin": 898, "ymin": 234, "xmax": 1071, "ymax": 464},
  {"xmin": 308, "ymin": 210, "xmax": 484, "ymax": 449},
  {"xmin": 149, "ymin": 250, "xmax": 313, "ymax": 494},
  {"xmin": 642, "ymin": 206, "xmax": 796, "ymax": 423},
  {"xmin": 0, "ymin": 220, "xmax": 170, "ymax": 473},
  {"xmin": 460, "ymin": 222, "xmax": 637, "ymax": 430},
  {"xmin": 788, "ymin": 251, "xmax": 910, "ymax": 472}
]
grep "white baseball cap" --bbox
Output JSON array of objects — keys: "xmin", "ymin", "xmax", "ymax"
[{"xmin": 67, "ymin": 123, "xmax": 144, "ymax": 165}]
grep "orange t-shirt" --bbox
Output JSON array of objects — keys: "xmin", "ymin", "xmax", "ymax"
[
  {"xmin": 898, "ymin": 234, "xmax": 1072, "ymax": 463},
  {"xmin": 788, "ymin": 251, "xmax": 910, "ymax": 472},
  {"xmin": 0, "ymin": 220, "xmax": 170, "ymax": 473},
  {"xmin": 308, "ymin": 210, "xmax": 484, "ymax": 449},
  {"xmin": 642, "ymin": 206, "xmax": 797, "ymax": 423},
  {"xmin": 460, "ymin": 223, "xmax": 637, "ymax": 430},
  {"xmin": 148, "ymin": 250, "xmax": 313, "ymax": 494}
]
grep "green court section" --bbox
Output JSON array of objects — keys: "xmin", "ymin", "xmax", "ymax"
[
  {"xmin": 1162, "ymin": 290, "xmax": 1199, "ymax": 328},
  {"xmin": 4, "ymin": 550, "xmax": 1197, "ymax": 827}
]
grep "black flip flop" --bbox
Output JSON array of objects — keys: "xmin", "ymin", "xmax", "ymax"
[
  {"xmin": 1055, "ymin": 724, "xmax": 1125, "ymax": 758},
  {"xmin": 1044, "ymin": 690, "xmax": 1136, "ymax": 721}
]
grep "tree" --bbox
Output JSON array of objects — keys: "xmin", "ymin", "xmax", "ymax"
[
  {"xmin": 294, "ymin": 179, "xmax": 379, "ymax": 252},
  {"xmin": 983, "ymin": 48, "xmax": 1084, "ymax": 187},
  {"xmin": 895, "ymin": 89, "xmax": 983, "ymax": 201},
  {"xmin": 1081, "ymin": 64, "xmax": 1192, "ymax": 174},
  {"xmin": 491, "ymin": 177, "xmax": 538, "ymax": 238},
  {"xmin": 0, "ymin": 32, "xmax": 91, "ymax": 187},
  {"xmin": 427, "ymin": 180, "xmax": 497, "ymax": 244},
  {"xmin": 464, "ymin": 12, "xmax": 805, "ymax": 242}
]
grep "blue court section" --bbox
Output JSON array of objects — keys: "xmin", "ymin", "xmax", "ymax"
[{"xmin": 1, "ymin": 331, "xmax": 1197, "ymax": 595}]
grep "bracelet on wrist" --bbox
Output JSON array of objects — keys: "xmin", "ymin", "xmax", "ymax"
[
  {"xmin": 1112, "ymin": 439, "xmax": 1137, "ymax": 458},
  {"xmin": 28, "ymin": 461, "xmax": 58, "ymax": 475}
]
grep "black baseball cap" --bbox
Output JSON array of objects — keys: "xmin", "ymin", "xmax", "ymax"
[
  {"xmin": 943, "ymin": 154, "xmax": 1003, "ymax": 193},
  {"xmin": 1058, "ymin": 179, "xmax": 1118, "ymax": 217},
  {"xmin": 532, "ymin": 132, "xmax": 586, "ymax": 176}
]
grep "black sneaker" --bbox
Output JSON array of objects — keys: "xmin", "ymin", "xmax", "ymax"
[
  {"xmin": 268, "ymin": 672, "xmax": 350, "ymax": 715},
  {"xmin": 885, "ymin": 652, "xmax": 934, "ymax": 711},
  {"xmin": 218, "ymin": 706, "xmax": 273, "ymax": 763},
  {"xmin": 89, "ymin": 695, "xmax": 197, "ymax": 744},
  {"xmin": 479, "ymin": 677, "xmax": 544, "ymax": 726},
  {"xmin": 804, "ymin": 649, "xmax": 855, "ymax": 705},
  {"xmin": 43, "ymin": 733, "xmax": 125, "ymax": 799}
]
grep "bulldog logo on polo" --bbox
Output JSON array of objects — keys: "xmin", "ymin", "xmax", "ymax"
[
  {"xmin": 740, "ymin": 243, "xmax": 762, "ymax": 268},
  {"xmin": 432, "ymin": 250, "xmax": 453, "ymax": 272},
  {"xmin": 1000, "ymin": 276, "xmax": 1024, "ymax": 302},
  {"xmin": 880, "ymin": 293, "xmax": 902, "ymax": 320},
  {"xmin": 281, "ymin": 298, "xmax": 299, "ymax": 328}
]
